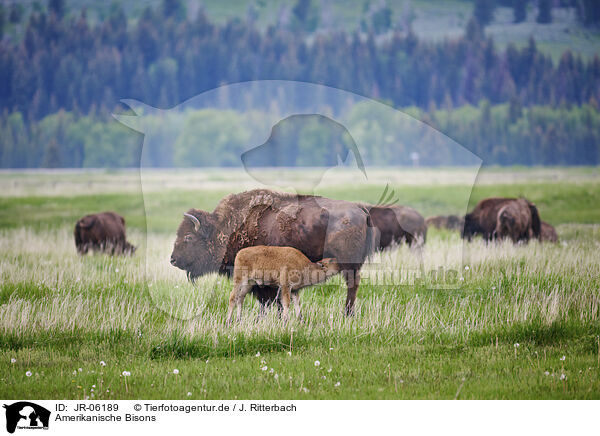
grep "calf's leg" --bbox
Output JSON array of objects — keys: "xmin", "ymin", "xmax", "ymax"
[
  {"xmin": 279, "ymin": 285, "xmax": 291, "ymax": 322},
  {"xmin": 343, "ymin": 268, "xmax": 360, "ymax": 316},
  {"xmin": 291, "ymin": 292, "xmax": 302, "ymax": 321}
]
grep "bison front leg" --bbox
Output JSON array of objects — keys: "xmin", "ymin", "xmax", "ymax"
[
  {"xmin": 342, "ymin": 268, "xmax": 360, "ymax": 316},
  {"xmin": 227, "ymin": 283, "xmax": 252, "ymax": 325}
]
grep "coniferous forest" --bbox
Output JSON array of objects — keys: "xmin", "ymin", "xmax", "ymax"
[{"xmin": 0, "ymin": 0, "xmax": 599, "ymax": 168}]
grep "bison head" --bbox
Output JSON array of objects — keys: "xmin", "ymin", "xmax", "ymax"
[{"xmin": 170, "ymin": 209, "xmax": 223, "ymax": 280}]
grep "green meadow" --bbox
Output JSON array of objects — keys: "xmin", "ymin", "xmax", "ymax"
[{"xmin": 1, "ymin": 167, "xmax": 599, "ymax": 399}]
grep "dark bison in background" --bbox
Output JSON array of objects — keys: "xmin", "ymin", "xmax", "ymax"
[
  {"xmin": 462, "ymin": 197, "xmax": 541, "ymax": 243},
  {"xmin": 170, "ymin": 189, "xmax": 375, "ymax": 315},
  {"xmin": 540, "ymin": 221, "xmax": 559, "ymax": 243},
  {"xmin": 369, "ymin": 205, "xmax": 427, "ymax": 249},
  {"xmin": 495, "ymin": 198, "xmax": 539, "ymax": 243},
  {"xmin": 426, "ymin": 215, "xmax": 464, "ymax": 231},
  {"xmin": 74, "ymin": 211, "xmax": 136, "ymax": 255}
]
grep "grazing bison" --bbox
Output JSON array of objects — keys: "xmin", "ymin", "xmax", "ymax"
[
  {"xmin": 494, "ymin": 198, "xmax": 539, "ymax": 243},
  {"xmin": 369, "ymin": 205, "xmax": 427, "ymax": 249},
  {"xmin": 74, "ymin": 212, "xmax": 136, "ymax": 255},
  {"xmin": 170, "ymin": 189, "xmax": 375, "ymax": 314},
  {"xmin": 462, "ymin": 197, "xmax": 541, "ymax": 242},
  {"xmin": 426, "ymin": 215, "xmax": 464, "ymax": 231},
  {"xmin": 540, "ymin": 221, "xmax": 558, "ymax": 243}
]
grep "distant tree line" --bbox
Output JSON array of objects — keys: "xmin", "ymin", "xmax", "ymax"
[
  {"xmin": 0, "ymin": 0, "xmax": 599, "ymax": 123},
  {"xmin": 1, "ymin": 102, "xmax": 598, "ymax": 168}
]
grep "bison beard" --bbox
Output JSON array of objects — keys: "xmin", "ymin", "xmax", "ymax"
[{"xmin": 170, "ymin": 189, "xmax": 375, "ymax": 315}]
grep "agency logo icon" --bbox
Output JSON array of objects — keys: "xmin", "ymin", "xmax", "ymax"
[{"xmin": 3, "ymin": 402, "xmax": 50, "ymax": 434}]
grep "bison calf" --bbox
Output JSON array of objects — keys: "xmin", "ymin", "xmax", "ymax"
[
  {"xmin": 74, "ymin": 211, "xmax": 136, "ymax": 255},
  {"xmin": 226, "ymin": 246, "xmax": 339, "ymax": 324}
]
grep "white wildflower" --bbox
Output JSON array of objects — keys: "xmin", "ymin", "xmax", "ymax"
[
  {"xmin": 187, "ymin": 392, "xmax": 192, "ymax": 397},
  {"xmin": 100, "ymin": 361, "xmax": 106, "ymax": 367},
  {"xmin": 25, "ymin": 371, "xmax": 32, "ymax": 377},
  {"xmin": 314, "ymin": 360, "xmax": 320, "ymax": 367},
  {"xmin": 10, "ymin": 358, "xmax": 16, "ymax": 363},
  {"xmin": 560, "ymin": 355, "xmax": 566, "ymax": 361},
  {"xmin": 255, "ymin": 352, "xmax": 261, "ymax": 357},
  {"xmin": 173, "ymin": 369, "xmax": 179, "ymax": 375},
  {"xmin": 334, "ymin": 382, "xmax": 340, "ymax": 387},
  {"xmin": 261, "ymin": 366, "xmax": 268, "ymax": 371},
  {"xmin": 122, "ymin": 371, "xmax": 131, "ymax": 377}
]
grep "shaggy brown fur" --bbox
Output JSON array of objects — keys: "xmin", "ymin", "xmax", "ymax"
[
  {"xmin": 462, "ymin": 197, "xmax": 541, "ymax": 242},
  {"xmin": 369, "ymin": 205, "xmax": 427, "ymax": 249},
  {"xmin": 426, "ymin": 215, "xmax": 464, "ymax": 231},
  {"xmin": 540, "ymin": 221, "xmax": 559, "ymax": 243},
  {"xmin": 495, "ymin": 199, "xmax": 536, "ymax": 243},
  {"xmin": 170, "ymin": 189, "xmax": 375, "ymax": 315},
  {"xmin": 74, "ymin": 211, "xmax": 136, "ymax": 255},
  {"xmin": 226, "ymin": 246, "xmax": 339, "ymax": 324}
]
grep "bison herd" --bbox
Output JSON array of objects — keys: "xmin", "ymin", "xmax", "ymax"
[{"xmin": 74, "ymin": 190, "xmax": 558, "ymax": 321}]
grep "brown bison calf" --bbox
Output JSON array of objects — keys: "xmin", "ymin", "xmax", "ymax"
[
  {"xmin": 226, "ymin": 246, "xmax": 339, "ymax": 324},
  {"xmin": 74, "ymin": 211, "xmax": 136, "ymax": 255}
]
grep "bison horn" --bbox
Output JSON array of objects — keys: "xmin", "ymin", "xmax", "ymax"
[{"xmin": 183, "ymin": 213, "xmax": 201, "ymax": 232}]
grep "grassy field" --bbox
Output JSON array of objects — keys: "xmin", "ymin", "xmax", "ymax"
[{"xmin": 1, "ymin": 167, "xmax": 599, "ymax": 399}]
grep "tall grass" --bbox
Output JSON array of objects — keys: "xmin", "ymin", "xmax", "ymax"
[{"xmin": 1, "ymin": 169, "xmax": 599, "ymax": 399}]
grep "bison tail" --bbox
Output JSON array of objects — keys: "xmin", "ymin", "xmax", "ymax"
[{"xmin": 528, "ymin": 203, "xmax": 542, "ymax": 240}]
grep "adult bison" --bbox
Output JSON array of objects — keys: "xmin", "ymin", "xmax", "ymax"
[
  {"xmin": 74, "ymin": 212, "xmax": 136, "ymax": 255},
  {"xmin": 170, "ymin": 189, "xmax": 375, "ymax": 315},
  {"xmin": 368, "ymin": 205, "xmax": 427, "ymax": 249},
  {"xmin": 494, "ymin": 198, "xmax": 540, "ymax": 243},
  {"xmin": 540, "ymin": 221, "xmax": 558, "ymax": 243},
  {"xmin": 462, "ymin": 197, "xmax": 541, "ymax": 242},
  {"xmin": 426, "ymin": 215, "xmax": 464, "ymax": 231}
]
